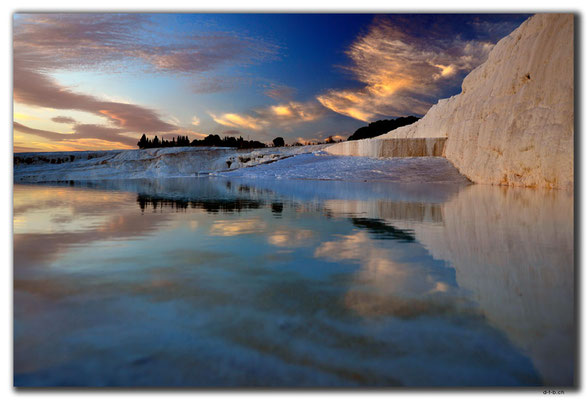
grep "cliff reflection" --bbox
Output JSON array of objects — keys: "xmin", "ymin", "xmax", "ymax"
[
  {"xmin": 321, "ymin": 184, "xmax": 573, "ymax": 386},
  {"xmin": 419, "ymin": 185, "xmax": 574, "ymax": 386}
]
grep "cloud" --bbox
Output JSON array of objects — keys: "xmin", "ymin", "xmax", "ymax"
[
  {"xmin": 51, "ymin": 116, "xmax": 76, "ymax": 124},
  {"xmin": 191, "ymin": 116, "xmax": 200, "ymax": 126},
  {"xmin": 12, "ymin": 13, "xmax": 278, "ymax": 149},
  {"xmin": 263, "ymin": 83, "xmax": 297, "ymax": 101},
  {"xmin": 13, "ymin": 122, "xmax": 71, "ymax": 141},
  {"xmin": 210, "ymin": 100, "xmax": 327, "ymax": 132},
  {"xmin": 14, "ymin": 121, "xmax": 137, "ymax": 147},
  {"xmin": 191, "ymin": 76, "xmax": 251, "ymax": 94},
  {"xmin": 316, "ymin": 16, "xmax": 500, "ymax": 121},
  {"xmin": 258, "ymin": 101, "xmax": 325, "ymax": 123},
  {"xmin": 14, "ymin": 145, "xmax": 42, "ymax": 153},
  {"xmin": 192, "ymin": 78, "xmax": 233, "ymax": 94},
  {"xmin": 14, "ymin": 67, "xmax": 176, "ymax": 134},
  {"xmin": 129, "ymin": 35, "xmax": 276, "ymax": 74},
  {"xmin": 73, "ymin": 124, "xmax": 136, "ymax": 146},
  {"xmin": 209, "ymin": 112, "xmax": 266, "ymax": 131},
  {"xmin": 14, "ymin": 14, "xmax": 277, "ymax": 75}
]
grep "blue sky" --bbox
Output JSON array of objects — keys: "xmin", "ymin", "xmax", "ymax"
[{"xmin": 13, "ymin": 13, "xmax": 529, "ymax": 152}]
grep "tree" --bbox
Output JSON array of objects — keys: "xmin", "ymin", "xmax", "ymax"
[
  {"xmin": 138, "ymin": 134, "xmax": 148, "ymax": 149},
  {"xmin": 347, "ymin": 116, "xmax": 420, "ymax": 141},
  {"xmin": 273, "ymin": 137, "xmax": 285, "ymax": 147}
]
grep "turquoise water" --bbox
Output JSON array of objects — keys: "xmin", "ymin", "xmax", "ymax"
[{"xmin": 13, "ymin": 178, "xmax": 574, "ymax": 387}]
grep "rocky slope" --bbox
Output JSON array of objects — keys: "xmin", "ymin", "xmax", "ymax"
[
  {"xmin": 326, "ymin": 14, "xmax": 574, "ymax": 190},
  {"xmin": 13, "ymin": 145, "xmax": 328, "ymax": 183}
]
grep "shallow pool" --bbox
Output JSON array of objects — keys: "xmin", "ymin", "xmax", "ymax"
[{"xmin": 13, "ymin": 178, "xmax": 574, "ymax": 387}]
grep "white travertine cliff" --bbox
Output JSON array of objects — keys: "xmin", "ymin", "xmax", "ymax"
[{"xmin": 326, "ymin": 14, "xmax": 574, "ymax": 189}]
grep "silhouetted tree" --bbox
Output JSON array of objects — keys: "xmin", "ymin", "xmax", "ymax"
[
  {"xmin": 347, "ymin": 116, "xmax": 420, "ymax": 141},
  {"xmin": 273, "ymin": 137, "xmax": 285, "ymax": 147},
  {"xmin": 137, "ymin": 134, "xmax": 148, "ymax": 149}
]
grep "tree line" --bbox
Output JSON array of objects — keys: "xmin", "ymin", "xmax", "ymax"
[
  {"xmin": 137, "ymin": 134, "xmax": 268, "ymax": 149},
  {"xmin": 136, "ymin": 115, "xmax": 419, "ymax": 150},
  {"xmin": 137, "ymin": 134, "xmax": 338, "ymax": 149},
  {"xmin": 137, "ymin": 134, "xmax": 191, "ymax": 149}
]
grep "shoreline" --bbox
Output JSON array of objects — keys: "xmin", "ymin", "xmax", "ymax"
[{"xmin": 13, "ymin": 144, "xmax": 471, "ymax": 186}]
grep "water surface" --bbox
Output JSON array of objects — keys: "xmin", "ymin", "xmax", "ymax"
[{"xmin": 13, "ymin": 178, "xmax": 574, "ymax": 387}]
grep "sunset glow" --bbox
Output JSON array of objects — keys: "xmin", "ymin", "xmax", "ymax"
[{"xmin": 13, "ymin": 13, "xmax": 528, "ymax": 152}]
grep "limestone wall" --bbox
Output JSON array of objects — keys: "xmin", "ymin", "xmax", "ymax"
[
  {"xmin": 326, "ymin": 14, "xmax": 574, "ymax": 190},
  {"xmin": 325, "ymin": 138, "xmax": 446, "ymax": 157}
]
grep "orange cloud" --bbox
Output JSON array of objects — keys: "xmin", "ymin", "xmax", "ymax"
[
  {"xmin": 262, "ymin": 101, "xmax": 324, "ymax": 122},
  {"xmin": 209, "ymin": 112, "xmax": 266, "ymax": 131},
  {"xmin": 13, "ymin": 67, "xmax": 177, "ymax": 135},
  {"xmin": 210, "ymin": 100, "xmax": 326, "ymax": 132},
  {"xmin": 317, "ymin": 17, "xmax": 495, "ymax": 121},
  {"xmin": 14, "ymin": 121, "xmax": 138, "ymax": 147}
]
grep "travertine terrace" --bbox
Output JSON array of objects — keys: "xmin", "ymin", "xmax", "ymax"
[{"xmin": 326, "ymin": 14, "xmax": 574, "ymax": 190}]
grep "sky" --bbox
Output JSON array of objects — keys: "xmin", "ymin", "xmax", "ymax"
[{"xmin": 13, "ymin": 13, "xmax": 530, "ymax": 153}]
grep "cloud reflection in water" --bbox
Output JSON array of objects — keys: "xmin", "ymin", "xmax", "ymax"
[{"xmin": 13, "ymin": 178, "xmax": 573, "ymax": 387}]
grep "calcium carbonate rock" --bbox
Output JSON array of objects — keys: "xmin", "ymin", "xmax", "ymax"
[
  {"xmin": 324, "ymin": 137, "xmax": 446, "ymax": 157},
  {"xmin": 327, "ymin": 14, "xmax": 574, "ymax": 190},
  {"xmin": 13, "ymin": 145, "xmax": 329, "ymax": 182}
]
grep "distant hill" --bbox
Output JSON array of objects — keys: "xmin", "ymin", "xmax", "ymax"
[{"xmin": 347, "ymin": 116, "xmax": 419, "ymax": 141}]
